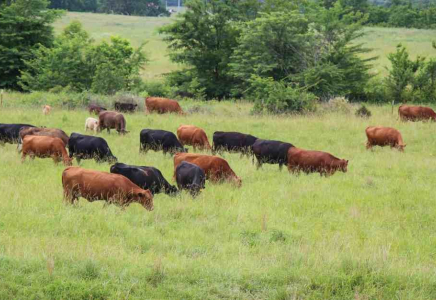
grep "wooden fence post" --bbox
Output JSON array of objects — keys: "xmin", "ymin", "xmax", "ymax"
[{"xmin": 1, "ymin": 89, "xmax": 3, "ymax": 108}]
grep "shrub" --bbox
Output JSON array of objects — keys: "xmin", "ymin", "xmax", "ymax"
[
  {"xmin": 138, "ymin": 81, "xmax": 173, "ymax": 98},
  {"xmin": 322, "ymin": 97, "xmax": 353, "ymax": 114},
  {"xmin": 364, "ymin": 77, "xmax": 387, "ymax": 103},
  {"xmin": 355, "ymin": 105, "xmax": 372, "ymax": 118},
  {"xmin": 250, "ymin": 76, "xmax": 318, "ymax": 114}
]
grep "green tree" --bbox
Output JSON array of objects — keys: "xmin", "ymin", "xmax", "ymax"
[
  {"xmin": 159, "ymin": 0, "xmax": 261, "ymax": 99},
  {"xmin": 0, "ymin": 0, "xmax": 63, "ymax": 89},
  {"xmin": 19, "ymin": 21, "xmax": 147, "ymax": 95}
]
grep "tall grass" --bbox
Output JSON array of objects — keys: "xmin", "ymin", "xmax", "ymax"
[{"xmin": 1, "ymin": 102, "xmax": 436, "ymax": 298}]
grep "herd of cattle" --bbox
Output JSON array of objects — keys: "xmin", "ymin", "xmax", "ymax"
[{"xmin": 0, "ymin": 100, "xmax": 434, "ymax": 211}]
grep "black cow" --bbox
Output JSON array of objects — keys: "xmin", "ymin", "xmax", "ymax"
[
  {"xmin": 110, "ymin": 163, "xmax": 177, "ymax": 196},
  {"xmin": 252, "ymin": 139, "xmax": 294, "ymax": 170},
  {"xmin": 176, "ymin": 161, "xmax": 206, "ymax": 197},
  {"xmin": 212, "ymin": 131, "xmax": 258, "ymax": 156},
  {"xmin": 68, "ymin": 133, "xmax": 117, "ymax": 163},
  {"xmin": 114, "ymin": 102, "xmax": 138, "ymax": 113},
  {"xmin": 0, "ymin": 124, "xmax": 35, "ymax": 145},
  {"xmin": 140, "ymin": 129, "xmax": 187, "ymax": 155}
]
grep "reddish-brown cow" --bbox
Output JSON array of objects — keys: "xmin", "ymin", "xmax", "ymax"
[
  {"xmin": 398, "ymin": 104, "xmax": 436, "ymax": 122},
  {"xmin": 22, "ymin": 135, "xmax": 72, "ymax": 166},
  {"xmin": 145, "ymin": 97, "xmax": 184, "ymax": 114},
  {"xmin": 365, "ymin": 126, "xmax": 406, "ymax": 151},
  {"xmin": 174, "ymin": 153, "xmax": 241, "ymax": 186},
  {"xmin": 177, "ymin": 125, "xmax": 211, "ymax": 151},
  {"xmin": 98, "ymin": 111, "xmax": 128, "ymax": 134},
  {"xmin": 287, "ymin": 147, "xmax": 348, "ymax": 176},
  {"xmin": 62, "ymin": 167, "xmax": 154, "ymax": 210},
  {"xmin": 19, "ymin": 127, "xmax": 69, "ymax": 147}
]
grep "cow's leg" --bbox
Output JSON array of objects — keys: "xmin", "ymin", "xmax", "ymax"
[
  {"xmin": 279, "ymin": 163, "xmax": 284, "ymax": 171},
  {"xmin": 256, "ymin": 159, "xmax": 262, "ymax": 170},
  {"xmin": 76, "ymin": 157, "xmax": 81, "ymax": 165},
  {"xmin": 366, "ymin": 141, "xmax": 373, "ymax": 150},
  {"xmin": 21, "ymin": 152, "xmax": 27, "ymax": 163},
  {"xmin": 107, "ymin": 128, "xmax": 110, "ymax": 134}
]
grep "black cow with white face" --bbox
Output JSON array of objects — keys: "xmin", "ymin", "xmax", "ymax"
[
  {"xmin": 110, "ymin": 163, "xmax": 177, "ymax": 196},
  {"xmin": 212, "ymin": 131, "xmax": 258, "ymax": 156},
  {"xmin": 175, "ymin": 161, "xmax": 206, "ymax": 197},
  {"xmin": 68, "ymin": 133, "xmax": 117, "ymax": 163},
  {"xmin": 0, "ymin": 124, "xmax": 35, "ymax": 145},
  {"xmin": 140, "ymin": 129, "xmax": 187, "ymax": 155},
  {"xmin": 252, "ymin": 139, "xmax": 294, "ymax": 170}
]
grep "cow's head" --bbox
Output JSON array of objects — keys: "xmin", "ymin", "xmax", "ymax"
[
  {"xmin": 166, "ymin": 185, "xmax": 178, "ymax": 196},
  {"xmin": 135, "ymin": 190, "xmax": 154, "ymax": 211},
  {"xmin": 340, "ymin": 160, "xmax": 349, "ymax": 173},
  {"xmin": 397, "ymin": 144, "xmax": 406, "ymax": 152},
  {"xmin": 63, "ymin": 157, "xmax": 73, "ymax": 166},
  {"xmin": 233, "ymin": 176, "xmax": 242, "ymax": 188}
]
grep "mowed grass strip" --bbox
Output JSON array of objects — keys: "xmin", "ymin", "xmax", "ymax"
[{"xmin": 1, "ymin": 103, "xmax": 436, "ymax": 299}]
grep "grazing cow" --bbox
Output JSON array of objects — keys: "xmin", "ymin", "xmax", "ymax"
[
  {"xmin": 174, "ymin": 153, "xmax": 241, "ymax": 186},
  {"xmin": 145, "ymin": 97, "xmax": 184, "ymax": 114},
  {"xmin": 0, "ymin": 124, "xmax": 35, "ymax": 145},
  {"xmin": 42, "ymin": 105, "xmax": 52, "ymax": 115},
  {"xmin": 212, "ymin": 131, "xmax": 258, "ymax": 156},
  {"xmin": 22, "ymin": 135, "xmax": 72, "ymax": 166},
  {"xmin": 110, "ymin": 163, "xmax": 177, "ymax": 196},
  {"xmin": 19, "ymin": 127, "xmax": 69, "ymax": 152},
  {"xmin": 140, "ymin": 129, "xmax": 187, "ymax": 155},
  {"xmin": 177, "ymin": 125, "xmax": 211, "ymax": 151},
  {"xmin": 85, "ymin": 118, "xmax": 99, "ymax": 133},
  {"xmin": 398, "ymin": 104, "xmax": 436, "ymax": 122},
  {"xmin": 98, "ymin": 111, "xmax": 128, "ymax": 134},
  {"xmin": 68, "ymin": 133, "xmax": 117, "ymax": 163},
  {"xmin": 252, "ymin": 139, "xmax": 294, "ymax": 170},
  {"xmin": 88, "ymin": 104, "xmax": 107, "ymax": 115},
  {"xmin": 175, "ymin": 161, "xmax": 206, "ymax": 196},
  {"xmin": 287, "ymin": 147, "xmax": 348, "ymax": 176},
  {"xmin": 365, "ymin": 126, "xmax": 406, "ymax": 151},
  {"xmin": 114, "ymin": 102, "xmax": 138, "ymax": 113},
  {"xmin": 62, "ymin": 167, "xmax": 154, "ymax": 211}
]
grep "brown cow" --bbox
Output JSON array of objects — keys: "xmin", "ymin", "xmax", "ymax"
[
  {"xmin": 174, "ymin": 153, "xmax": 241, "ymax": 186},
  {"xmin": 62, "ymin": 167, "xmax": 154, "ymax": 210},
  {"xmin": 98, "ymin": 111, "xmax": 128, "ymax": 134},
  {"xmin": 145, "ymin": 97, "xmax": 184, "ymax": 114},
  {"xmin": 398, "ymin": 104, "xmax": 436, "ymax": 122},
  {"xmin": 365, "ymin": 126, "xmax": 406, "ymax": 151},
  {"xmin": 22, "ymin": 135, "xmax": 72, "ymax": 166},
  {"xmin": 177, "ymin": 125, "xmax": 211, "ymax": 151},
  {"xmin": 287, "ymin": 147, "xmax": 348, "ymax": 176},
  {"xmin": 88, "ymin": 104, "xmax": 107, "ymax": 115},
  {"xmin": 19, "ymin": 127, "xmax": 69, "ymax": 148}
]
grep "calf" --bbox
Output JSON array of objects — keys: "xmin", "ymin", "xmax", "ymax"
[
  {"xmin": 22, "ymin": 135, "xmax": 72, "ymax": 166},
  {"xmin": 399, "ymin": 104, "xmax": 436, "ymax": 122},
  {"xmin": 365, "ymin": 126, "xmax": 406, "ymax": 151},
  {"xmin": 62, "ymin": 167, "xmax": 154, "ymax": 210},
  {"xmin": 140, "ymin": 129, "xmax": 187, "ymax": 155},
  {"xmin": 174, "ymin": 153, "xmax": 241, "ymax": 186},
  {"xmin": 176, "ymin": 161, "xmax": 206, "ymax": 196},
  {"xmin": 145, "ymin": 97, "xmax": 184, "ymax": 114},
  {"xmin": 0, "ymin": 124, "xmax": 35, "ymax": 145},
  {"xmin": 177, "ymin": 125, "xmax": 211, "ymax": 151},
  {"xmin": 68, "ymin": 133, "xmax": 117, "ymax": 163},
  {"xmin": 252, "ymin": 139, "xmax": 294, "ymax": 170},
  {"xmin": 287, "ymin": 147, "xmax": 348, "ymax": 176},
  {"xmin": 88, "ymin": 104, "xmax": 107, "ymax": 115},
  {"xmin": 212, "ymin": 131, "xmax": 258, "ymax": 156},
  {"xmin": 110, "ymin": 163, "xmax": 177, "ymax": 195},
  {"xmin": 114, "ymin": 102, "xmax": 138, "ymax": 113},
  {"xmin": 85, "ymin": 118, "xmax": 99, "ymax": 133},
  {"xmin": 98, "ymin": 111, "xmax": 128, "ymax": 134},
  {"xmin": 42, "ymin": 105, "xmax": 52, "ymax": 115}
]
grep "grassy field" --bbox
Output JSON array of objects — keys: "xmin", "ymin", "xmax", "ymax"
[
  {"xmin": 2, "ymin": 103, "xmax": 436, "ymax": 299},
  {"xmin": 53, "ymin": 12, "xmax": 436, "ymax": 79}
]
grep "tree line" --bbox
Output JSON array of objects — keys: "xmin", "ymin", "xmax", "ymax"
[
  {"xmin": 48, "ymin": 0, "xmax": 169, "ymax": 16},
  {"xmin": 2, "ymin": 0, "xmax": 436, "ymax": 114}
]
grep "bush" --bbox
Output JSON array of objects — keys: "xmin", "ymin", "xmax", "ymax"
[
  {"xmin": 250, "ymin": 77, "xmax": 318, "ymax": 114},
  {"xmin": 355, "ymin": 105, "xmax": 372, "ymax": 118},
  {"xmin": 364, "ymin": 77, "xmax": 387, "ymax": 103},
  {"xmin": 138, "ymin": 81, "xmax": 173, "ymax": 98},
  {"xmin": 322, "ymin": 97, "xmax": 353, "ymax": 114}
]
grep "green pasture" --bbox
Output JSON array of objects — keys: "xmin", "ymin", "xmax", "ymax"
[
  {"xmin": 53, "ymin": 13, "xmax": 436, "ymax": 80},
  {"xmin": 1, "ymin": 103, "xmax": 436, "ymax": 298}
]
